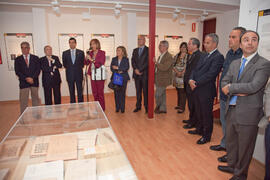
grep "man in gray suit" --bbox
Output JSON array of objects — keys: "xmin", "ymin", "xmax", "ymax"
[{"xmin": 219, "ymin": 30, "xmax": 270, "ymax": 180}]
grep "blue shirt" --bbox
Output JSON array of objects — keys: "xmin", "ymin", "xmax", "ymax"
[{"xmin": 219, "ymin": 48, "xmax": 243, "ymax": 101}]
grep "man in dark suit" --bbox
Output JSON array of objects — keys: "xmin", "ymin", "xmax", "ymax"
[
  {"xmin": 219, "ymin": 31, "xmax": 270, "ymax": 180},
  {"xmin": 62, "ymin": 37, "xmax": 85, "ymax": 103},
  {"xmin": 132, "ymin": 35, "xmax": 149, "ymax": 113},
  {"xmin": 14, "ymin": 41, "xmax": 40, "ymax": 114},
  {"xmin": 189, "ymin": 33, "xmax": 224, "ymax": 144},
  {"xmin": 182, "ymin": 37, "xmax": 202, "ymax": 129},
  {"xmin": 40, "ymin": 45, "xmax": 62, "ymax": 105}
]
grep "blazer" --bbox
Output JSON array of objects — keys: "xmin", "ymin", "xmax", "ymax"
[
  {"xmin": 184, "ymin": 50, "xmax": 201, "ymax": 84},
  {"xmin": 221, "ymin": 53, "xmax": 270, "ymax": 125},
  {"xmin": 14, "ymin": 54, "xmax": 40, "ymax": 89},
  {"xmin": 85, "ymin": 50, "xmax": 106, "ymax": 75},
  {"xmin": 190, "ymin": 49, "xmax": 224, "ymax": 98},
  {"xmin": 131, "ymin": 46, "xmax": 149, "ymax": 79},
  {"xmin": 264, "ymin": 81, "xmax": 270, "ymax": 119},
  {"xmin": 62, "ymin": 49, "xmax": 85, "ymax": 82},
  {"xmin": 110, "ymin": 56, "xmax": 130, "ymax": 83},
  {"xmin": 40, "ymin": 55, "xmax": 62, "ymax": 87},
  {"xmin": 155, "ymin": 51, "xmax": 174, "ymax": 87}
]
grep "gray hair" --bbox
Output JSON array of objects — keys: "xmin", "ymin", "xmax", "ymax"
[
  {"xmin": 44, "ymin": 45, "xmax": 52, "ymax": 51},
  {"xmin": 190, "ymin": 37, "xmax": 200, "ymax": 49},
  {"xmin": 20, "ymin": 41, "xmax": 30, "ymax": 48},
  {"xmin": 160, "ymin": 40, "xmax": 169, "ymax": 48},
  {"xmin": 206, "ymin": 33, "xmax": 219, "ymax": 45}
]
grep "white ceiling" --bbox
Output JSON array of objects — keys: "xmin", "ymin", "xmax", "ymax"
[{"xmin": 0, "ymin": 0, "xmax": 240, "ymax": 19}]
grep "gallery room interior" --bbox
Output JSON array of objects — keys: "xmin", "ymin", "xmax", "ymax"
[{"xmin": 0, "ymin": 0, "xmax": 269, "ymax": 179}]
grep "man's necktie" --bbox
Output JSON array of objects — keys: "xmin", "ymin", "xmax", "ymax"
[
  {"xmin": 25, "ymin": 55, "xmax": 29, "ymax": 67},
  {"xmin": 229, "ymin": 58, "xmax": 248, "ymax": 105},
  {"xmin": 71, "ymin": 50, "xmax": 75, "ymax": 64},
  {"xmin": 139, "ymin": 47, "xmax": 143, "ymax": 57}
]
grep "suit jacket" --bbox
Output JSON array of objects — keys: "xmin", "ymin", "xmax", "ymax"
[
  {"xmin": 85, "ymin": 50, "xmax": 106, "ymax": 75},
  {"xmin": 40, "ymin": 55, "xmax": 62, "ymax": 87},
  {"xmin": 155, "ymin": 51, "xmax": 174, "ymax": 87},
  {"xmin": 62, "ymin": 49, "xmax": 85, "ymax": 82},
  {"xmin": 190, "ymin": 49, "xmax": 224, "ymax": 98},
  {"xmin": 110, "ymin": 56, "xmax": 130, "ymax": 83},
  {"xmin": 14, "ymin": 54, "xmax": 40, "ymax": 89},
  {"xmin": 184, "ymin": 50, "xmax": 201, "ymax": 93},
  {"xmin": 221, "ymin": 53, "xmax": 270, "ymax": 125},
  {"xmin": 131, "ymin": 46, "xmax": 149, "ymax": 79}
]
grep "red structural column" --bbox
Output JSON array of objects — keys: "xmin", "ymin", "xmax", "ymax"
[{"xmin": 148, "ymin": 0, "xmax": 156, "ymax": 118}]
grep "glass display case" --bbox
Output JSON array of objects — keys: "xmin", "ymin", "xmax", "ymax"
[{"xmin": 0, "ymin": 102, "xmax": 137, "ymax": 180}]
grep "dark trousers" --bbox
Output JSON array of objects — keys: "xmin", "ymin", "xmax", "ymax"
[
  {"xmin": 68, "ymin": 80, "xmax": 84, "ymax": 103},
  {"xmin": 43, "ymin": 84, "xmax": 61, "ymax": 105},
  {"xmin": 114, "ymin": 82, "xmax": 127, "ymax": 112},
  {"xmin": 265, "ymin": 123, "xmax": 270, "ymax": 180},
  {"xmin": 226, "ymin": 106, "xmax": 259, "ymax": 180},
  {"xmin": 185, "ymin": 82, "xmax": 197, "ymax": 125},
  {"xmin": 134, "ymin": 77, "xmax": 148, "ymax": 110},
  {"xmin": 176, "ymin": 87, "xmax": 186, "ymax": 110},
  {"xmin": 194, "ymin": 91, "xmax": 214, "ymax": 139}
]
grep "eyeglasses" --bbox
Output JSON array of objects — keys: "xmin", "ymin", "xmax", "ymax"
[{"xmin": 21, "ymin": 46, "xmax": 30, "ymax": 49}]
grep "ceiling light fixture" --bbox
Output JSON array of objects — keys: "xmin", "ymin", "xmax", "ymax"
[
  {"xmin": 114, "ymin": 2, "xmax": 122, "ymax": 17},
  {"xmin": 179, "ymin": 13, "xmax": 186, "ymax": 25},
  {"xmin": 172, "ymin": 8, "xmax": 180, "ymax": 20}
]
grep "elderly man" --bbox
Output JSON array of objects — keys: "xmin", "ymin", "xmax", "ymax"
[
  {"xmin": 210, "ymin": 27, "xmax": 246, "ymax": 155},
  {"xmin": 188, "ymin": 33, "xmax": 224, "ymax": 144},
  {"xmin": 132, "ymin": 35, "xmax": 149, "ymax": 113},
  {"xmin": 154, "ymin": 40, "xmax": 174, "ymax": 114},
  {"xmin": 40, "ymin": 45, "xmax": 62, "ymax": 105},
  {"xmin": 219, "ymin": 30, "xmax": 270, "ymax": 180},
  {"xmin": 14, "ymin": 42, "xmax": 40, "ymax": 114}
]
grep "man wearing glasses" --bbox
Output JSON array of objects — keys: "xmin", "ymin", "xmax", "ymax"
[{"xmin": 14, "ymin": 41, "xmax": 41, "ymax": 114}]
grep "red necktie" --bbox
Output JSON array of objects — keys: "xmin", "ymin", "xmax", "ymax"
[{"xmin": 25, "ymin": 55, "xmax": 29, "ymax": 67}]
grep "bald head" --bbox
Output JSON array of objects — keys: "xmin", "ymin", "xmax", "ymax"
[{"xmin": 138, "ymin": 35, "xmax": 146, "ymax": 47}]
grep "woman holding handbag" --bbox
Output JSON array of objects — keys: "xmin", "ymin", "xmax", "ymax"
[
  {"xmin": 173, "ymin": 42, "xmax": 188, "ymax": 113},
  {"xmin": 110, "ymin": 46, "xmax": 130, "ymax": 113},
  {"xmin": 85, "ymin": 39, "xmax": 106, "ymax": 110}
]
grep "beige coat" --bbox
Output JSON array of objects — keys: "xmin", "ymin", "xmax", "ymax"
[{"xmin": 155, "ymin": 51, "xmax": 174, "ymax": 87}]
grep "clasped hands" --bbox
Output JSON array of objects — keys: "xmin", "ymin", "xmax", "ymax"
[
  {"xmin": 112, "ymin": 65, "xmax": 123, "ymax": 73},
  {"xmin": 26, "ymin": 77, "xmax": 34, "ymax": 84}
]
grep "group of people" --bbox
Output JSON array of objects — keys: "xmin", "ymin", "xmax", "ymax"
[
  {"xmin": 14, "ymin": 28, "xmax": 270, "ymax": 180},
  {"xmin": 164, "ymin": 28, "xmax": 269, "ymax": 180}
]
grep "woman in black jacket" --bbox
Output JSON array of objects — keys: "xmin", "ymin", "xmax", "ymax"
[{"xmin": 110, "ymin": 46, "xmax": 130, "ymax": 113}]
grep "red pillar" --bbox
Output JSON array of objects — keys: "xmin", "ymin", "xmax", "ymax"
[{"xmin": 148, "ymin": 0, "xmax": 156, "ymax": 118}]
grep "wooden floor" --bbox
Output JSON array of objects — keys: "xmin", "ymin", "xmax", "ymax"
[{"xmin": 0, "ymin": 89, "xmax": 265, "ymax": 180}]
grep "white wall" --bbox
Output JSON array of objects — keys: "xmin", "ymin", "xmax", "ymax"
[
  {"xmin": 238, "ymin": 0, "xmax": 270, "ymax": 164},
  {"xmin": 0, "ymin": 12, "xmax": 33, "ymax": 101}
]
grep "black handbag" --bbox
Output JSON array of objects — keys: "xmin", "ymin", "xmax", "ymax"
[{"xmin": 108, "ymin": 81, "xmax": 121, "ymax": 90}]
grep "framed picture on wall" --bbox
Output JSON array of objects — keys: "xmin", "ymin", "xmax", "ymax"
[
  {"xmin": 257, "ymin": 9, "xmax": 270, "ymax": 60},
  {"xmin": 164, "ymin": 35, "xmax": 183, "ymax": 56},
  {"xmin": 58, "ymin": 33, "xmax": 84, "ymax": 62},
  {"xmin": 138, "ymin": 34, "xmax": 159, "ymax": 57},
  {"xmin": 4, "ymin": 33, "xmax": 34, "ymax": 71}
]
